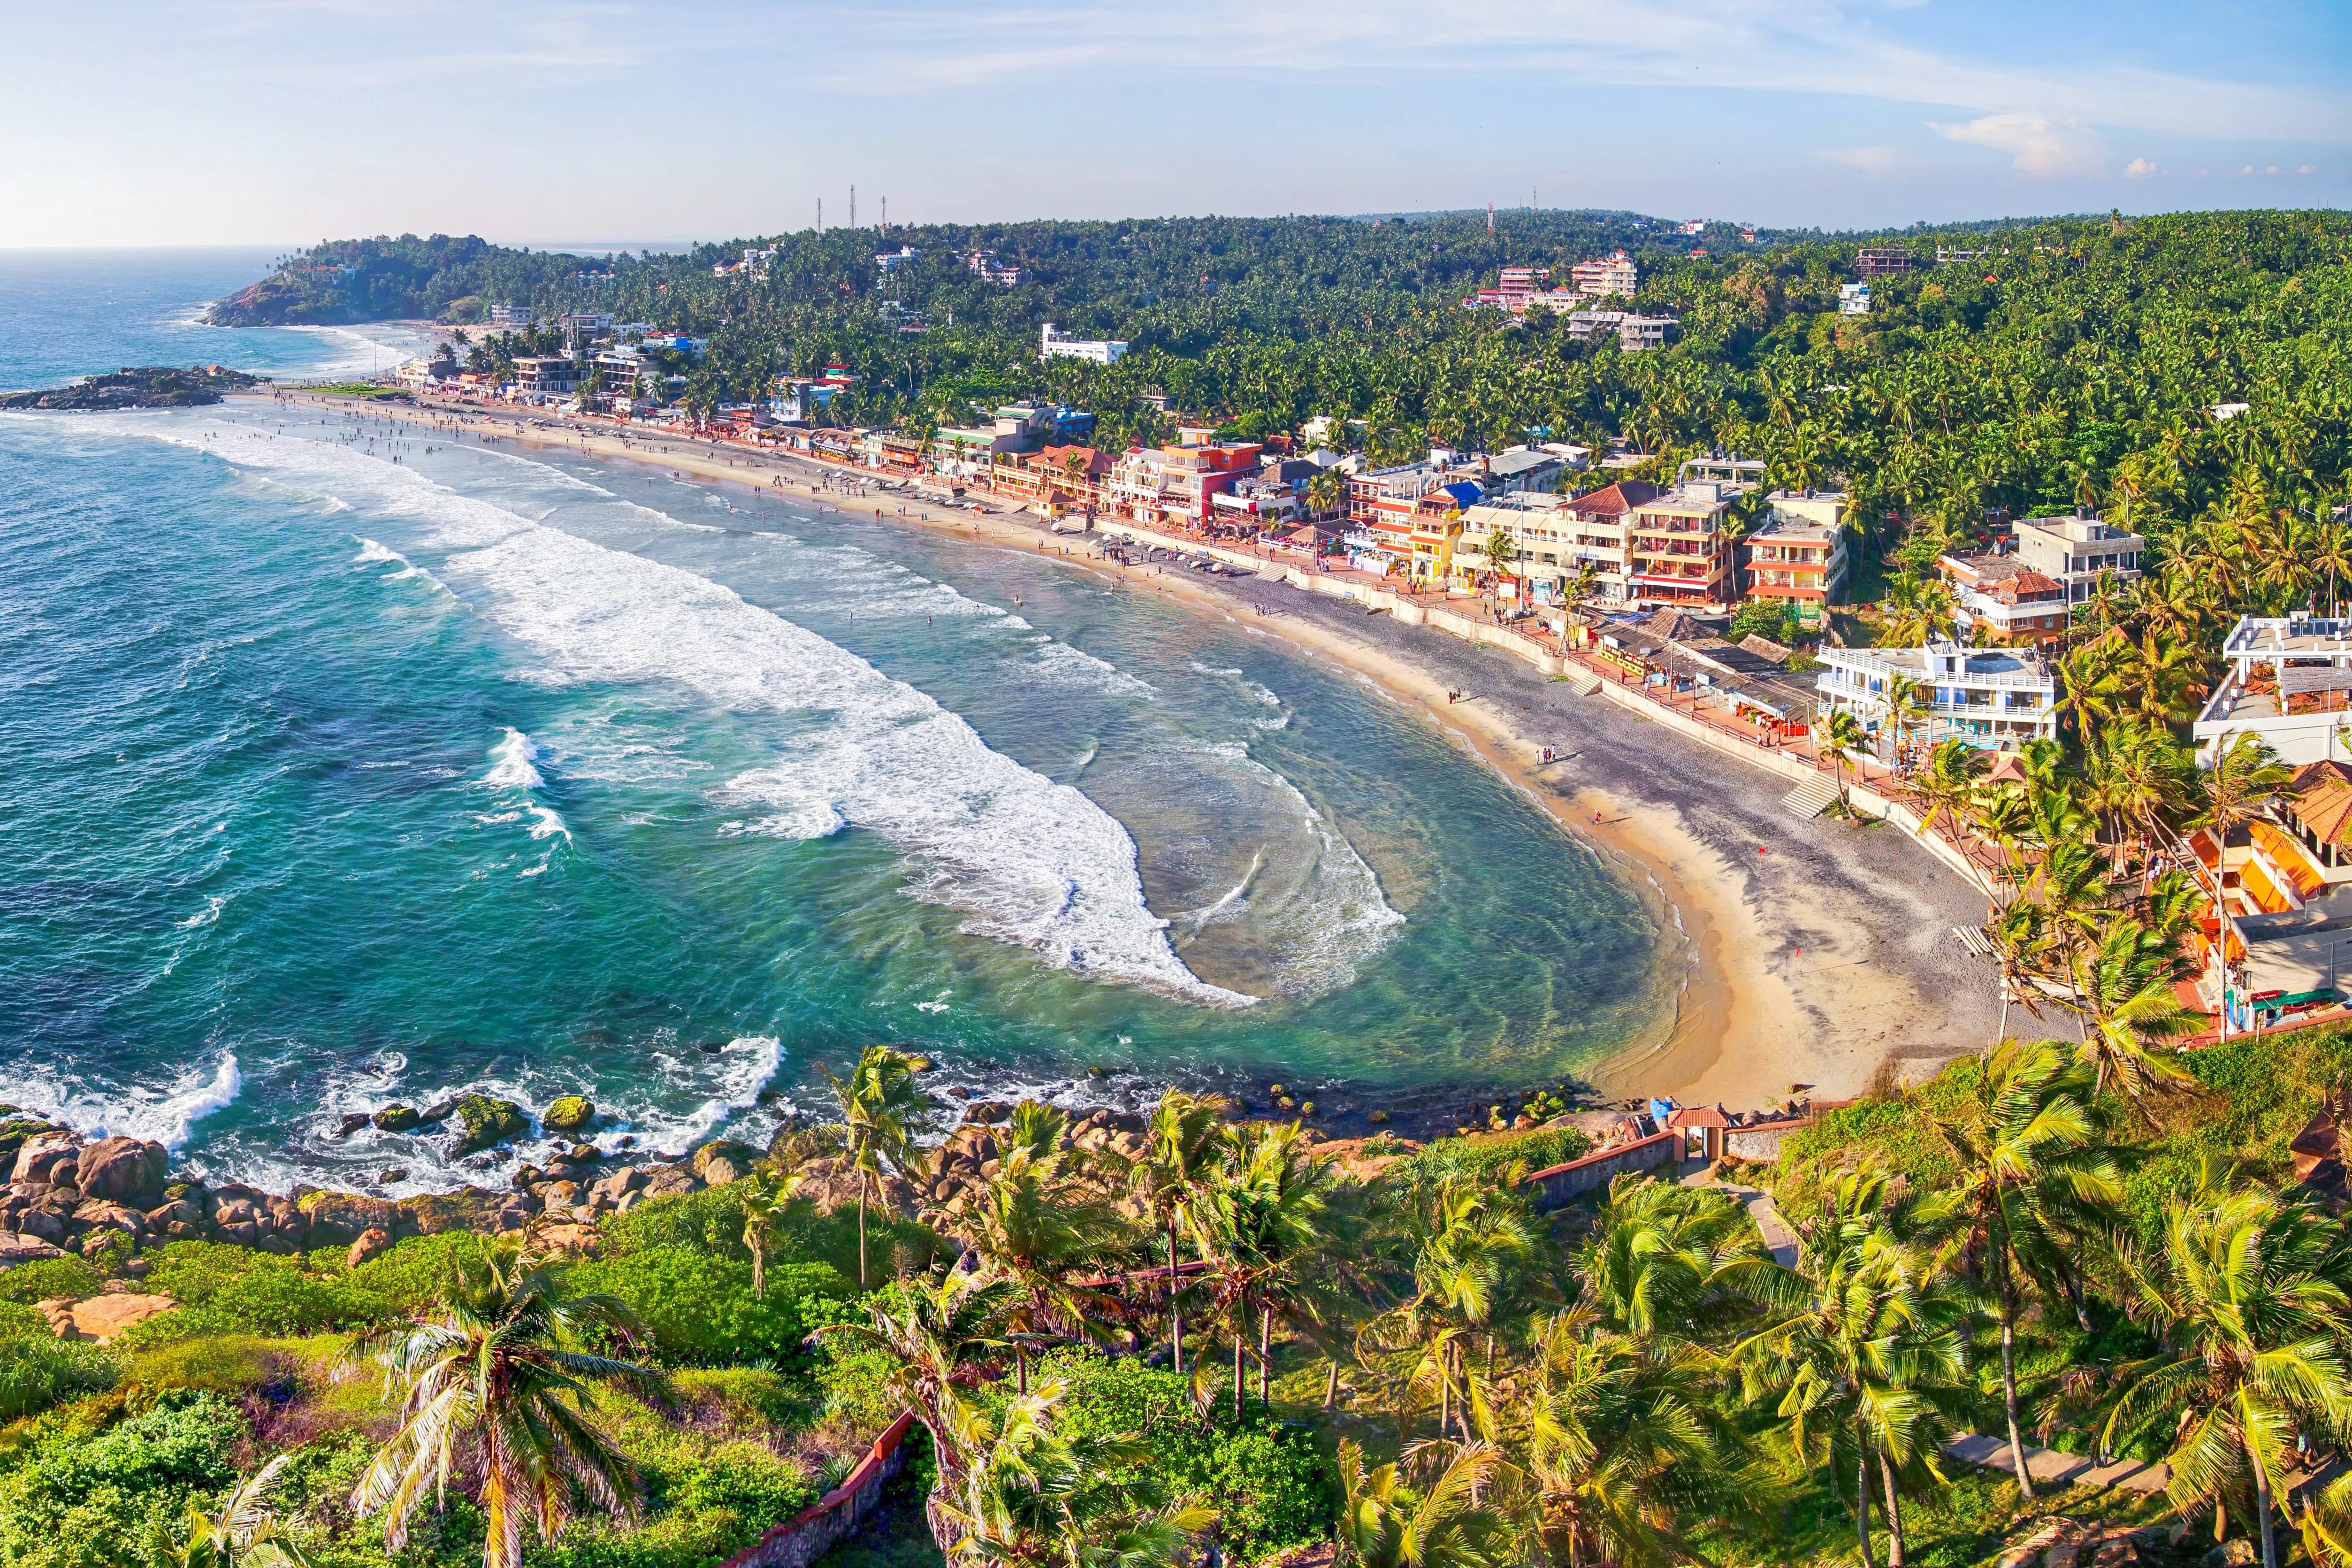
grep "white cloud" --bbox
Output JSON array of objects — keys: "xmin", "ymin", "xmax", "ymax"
[
  {"xmin": 2125, "ymin": 157, "xmax": 2159, "ymax": 178},
  {"xmin": 2305, "ymin": 164, "xmax": 2321, "ymax": 174},
  {"xmin": 1820, "ymin": 145, "xmax": 1909, "ymax": 177},
  {"xmin": 1932, "ymin": 113, "xmax": 2106, "ymax": 177}
]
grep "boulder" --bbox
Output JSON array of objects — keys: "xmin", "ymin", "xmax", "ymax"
[
  {"xmin": 0, "ymin": 1234, "xmax": 67, "ymax": 1268},
  {"xmin": 15, "ymin": 1210, "xmax": 64, "ymax": 1245},
  {"xmin": 0, "ymin": 1119, "xmax": 60, "ymax": 1167},
  {"xmin": 536, "ymin": 1222, "xmax": 600, "ymax": 1257},
  {"xmin": 76, "ymin": 1136, "xmax": 168, "ymax": 1209},
  {"xmin": 637, "ymin": 1164, "xmax": 701, "ymax": 1201},
  {"xmin": 419, "ymin": 1096, "xmax": 461, "ymax": 1124},
  {"xmin": 297, "ymin": 1191, "xmax": 402, "ymax": 1246},
  {"xmin": 347, "ymin": 1227, "xmax": 392, "ymax": 1268},
  {"xmin": 588, "ymin": 1167, "xmax": 641, "ymax": 1203},
  {"xmin": 335, "ymin": 1113, "xmax": 373, "ymax": 1138},
  {"xmin": 451, "ymin": 1094, "xmax": 527, "ymax": 1155},
  {"xmin": 372, "ymin": 1105, "xmax": 422, "ymax": 1133},
  {"xmin": 71, "ymin": 1200, "xmax": 146, "ymax": 1239},
  {"xmin": 49, "ymin": 1292, "xmax": 177, "ymax": 1345},
  {"xmin": 145, "ymin": 1197, "xmax": 203, "ymax": 1231},
  {"xmin": 543, "ymin": 1096, "xmax": 596, "ymax": 1133},
  {"xmin": 11, "ymin": 1131, "xmax": 78, "ymax": 1186},
  {"xmin": 692, "ymin": 1140, "xmax": 758, "ymax": 1183}
]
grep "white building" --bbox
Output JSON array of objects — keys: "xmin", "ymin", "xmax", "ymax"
[
  {"xmin": 1565, "ymin": 311, "xmax": 1675, "ymax": 351},
  {"xmin": 1838, "ymin": 282, "xmax": 1871, "ymax": 315},
  {"xmin": 2012, "ymin": 513, "xmax": 2145, "ymax": 604},
  {"xmin": 1570, "ymin": 251, "xmax": 1638, "ymax": 298},
  {"xmin": 1816, "ymin": 641, "xmax": 2058, "ymax": 750},
  {"xmin": 875, "ymin": 245, "xmax": 918, "ymax": 273},
  {"xmin": 2194, "ymin": 616, "xmax": 2352, "ymax": 766},
  {"xmin": 1040, "ymin": 323, "xmax": 1128, "ymax": 364}
]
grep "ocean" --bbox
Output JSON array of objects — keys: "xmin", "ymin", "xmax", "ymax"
[{"xmin": 0, "ymin": 247, "xmax": 1672, "ymax": 1196}]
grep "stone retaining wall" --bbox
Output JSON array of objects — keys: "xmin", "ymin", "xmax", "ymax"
[
  {"xmin": 717, "ymin": 1412, "xmax": 918, "ymax": 1568},
  {"xmin": 1522, "ymin": 1131, "xmax": 1680, "ymax": 1210}
]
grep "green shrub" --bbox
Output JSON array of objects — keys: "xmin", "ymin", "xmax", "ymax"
[
  {"xmin": 570, "ymin": 1249, "xmax": 853, "ymax": 1367},
  {"xmin": 603, "ymin": 1186, "xmax": 946, "ymax": 1283},
  {"xmin": 672, "ymin": 1367, "xmax": 814, "ymax": 1430},
  {"xmin": 0, "ymin": 1261, "xmax": 101, "ymax": 1307},
  {"xmin": 1390, "ymin": 1124, "xmax": 1593, "ymax": 1186},
  {"xmin": 135, "ymin": 1241, "xmax": 389, "ymax": 1339},
  {"xmin": 120, "ymin": 1335, "xmax": 282, "ymax": 1398},
  {"xmin": 662, "ymin": 1440, "xmax": 818, "ymax": 1535},
  {"xmin": 347, "ymin": 1230, "xmax": 498, "ymax": 1314},
  {"xmin": 1011, "ymin": 1349, "xmax": 1330, "ymax": 1562},
  {"xmin": 0, "ymin": 1337, "xmax": 117, "ymax": 1425},
  {"xmin": 0, "ymin": 1390, "xmax": 243, "ymax": 1568}
]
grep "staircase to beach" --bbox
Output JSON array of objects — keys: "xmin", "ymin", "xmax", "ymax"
[{"xmin": 1780, "ymin": 774, "xmax": 1840, "ymax": 818}]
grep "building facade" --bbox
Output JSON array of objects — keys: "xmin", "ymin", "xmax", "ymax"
[
  {"xmin": 1041, "ymin": 323, "xmax": 1128, "ymax": 364},
  {"xmin": 2193, "ymin": 616, "xmax": 2352, "ymax": 766},
  {"xmin": 1741, "ymin": 490, "xmax": 1849, "ymax": 623},
  {"xmin": 1816, "ymin": 642, "xmax": 2058, "ymax": 749},
  {"xmin": 2012, "ymin": 514, "xmax": 2145, "ymax": 603}
]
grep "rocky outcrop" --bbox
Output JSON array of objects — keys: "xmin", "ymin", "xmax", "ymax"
[
  {"xmin": 543, "ymin": 1096, "xmax": 596, "ymax": 1133},
  {"xmin": 77, "ymin": 1137, "xmax": 168, "ymax": 1209},
  {"xmin": 0, "ymin": 366, "xmax": 257, "ymax": 410},
  {"xmin": 43, "ymin": 1290, "xmax": 177, "ymax": 1345},
  {"xmin": 452, "ymin": 1094, "xmax": 527, "ymax": 1155},
  {"xmin": 372, "ymin": 1105, "xmax": 422, "ymax": 1133}
]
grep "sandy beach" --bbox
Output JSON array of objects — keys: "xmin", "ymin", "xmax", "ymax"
[{"xmin": 244, "ymin": 389, "xmax": 2003, "ymax": 1110}]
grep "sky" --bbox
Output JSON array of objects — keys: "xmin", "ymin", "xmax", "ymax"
[{"xmin": 7, "ymin": 0, "xmax": 2347, "ymax": 249}]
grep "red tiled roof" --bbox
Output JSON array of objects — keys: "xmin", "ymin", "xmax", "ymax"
[
  {"xmin": 1561, "ymin": 480, "xmax": 1664, "ymax": 518},
  {"xmin": 1667, "ymin": 1105, "xmax": 1732, "ymax": 1130}
]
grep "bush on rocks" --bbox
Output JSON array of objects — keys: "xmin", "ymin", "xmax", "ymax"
[
  {"xmin": 0, "ymin": 1258, "xmax": 101, "ymax": 1306},
  {"xmin": 0, "ymin": 1390, "xmax": 243, "ymax": 1568},
  {"xmin": 543, "ymin": 1095, "xmax": 596, "ymax": 1132}
]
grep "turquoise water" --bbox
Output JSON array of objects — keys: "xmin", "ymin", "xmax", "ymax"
[{"xmin": 0, "ymin": 251, "xmax": 1669, "ymax": 1195}]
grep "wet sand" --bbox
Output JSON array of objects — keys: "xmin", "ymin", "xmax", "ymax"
[{"xmin": 246, "ymin": 391, "xmax": 2002, "ymax": 1109}]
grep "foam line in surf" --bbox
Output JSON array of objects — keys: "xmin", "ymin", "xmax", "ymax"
[{"xmin": 161, "ymin": 417, "xmax": 1251, "ymax": 1007}]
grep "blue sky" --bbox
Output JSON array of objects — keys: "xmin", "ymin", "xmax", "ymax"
[{"xmin": 6, "ymin": 0, "xmax": 2346, "ymax": 247}]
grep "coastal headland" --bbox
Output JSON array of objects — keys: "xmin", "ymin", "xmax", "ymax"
[{"xmin": 237, "ymin": 386, "xmax": 2004, "ymax": 1123}]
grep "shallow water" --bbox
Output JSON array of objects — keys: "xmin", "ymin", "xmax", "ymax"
[{"xmin": 0, "ymin": 251, "xmax": 1672, "ymax": 1194}]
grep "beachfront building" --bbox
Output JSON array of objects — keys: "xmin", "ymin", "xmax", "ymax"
[
  {"xmin": 1041, "ymin": 323, "xmax": 1128, "ymax": 364},
  {"xmin": 1815, "ymin": 641, "xmax": 2059, "ymax": 750},
  {"xmin": 1741, "ymin": 490, "xmax": 1849, "ymax": 627},
  {"xmin": 2192, "ymin": 616, "xmax": 2352, "ymax": 766},
  {"xmin": 1626, "ymin": 479, "xmax": 1745, "ymax": 608},
  {"xmin": 1104, "ymin": 434, "xmax": 1262, "ymax": 527},
  {"xmin": 510, "ymin": 357, "xmax": 580, "ymax": 399},
  {"xmin": 1458, "ymin": 493, "xmax": 1575, "ymax": 602},
  {"xmin": 1936, "ymin": 552, "xmax": 2070, "ymax": 643},
  {"xmin": 2012, "ymin": 513, "xmax": 2144, "ymax": 604},
  {"xmin": 993, "ymin": 444, "xmax": 1112, "ymax": 516}
]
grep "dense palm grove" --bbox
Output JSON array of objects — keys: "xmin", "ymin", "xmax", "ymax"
[{"xmin": 23, "ymin": 1031, "xmax": 2352, "ymax": 1568}]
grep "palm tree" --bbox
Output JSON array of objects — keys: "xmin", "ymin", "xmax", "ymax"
[
  {"xmin": 1924, "ymin": 1039, "xmax": 2122, "ymax": 1501},
  {"xmin": 2067, "ymin": 917, "xmax": 2199, "ymax": 1109},
  {"xmin": 939, "ymin": 1379, "xmax": 1216, "ymax": 1568},
  {"xmin": 824, "ymin": 1270, "xmax": 1017, "ymax": 1553},
  {"xmin": 1335, "ymin": 1438, "xmax": 1510, "ymax": 1568},
  {"xmin": 825, "ymin": 1044, "xmax": 929, "ymax": 1287},
  {"xmin": 1484, "ymin": 528, "xmax": 1519, "ymax": 607},
  {"xmin": 1824, "ymin": 708, "xmax": 1868, "ymax": 809},
  {"xmin": 738, "ymin": 1169, "xmax": 802, "ymax": 1300},
  {"xmin": 966, "ymin": 1138, "xmax": 1128, "ymax": 1393},
  {"xmin": 2104, "ymin": 1159, "xmax": 2352, "ymax": 1568},
  {"xmin": 1575, "ymin": 1176, "xmax": 1771, "ymax": 1339},
  {"xmin": 1883, "ymin": 674, "xmax": 1933, "ymax": 768},
  {"xmin": 1523, "ymin": 1308, "xmax": 1725, "ymax": 1568},
  {"xmin": 1126, "ymin": 1089, "xmax": 1228, "ymax": 1374},
  {"xmin": 173, "ymin": 1455, "xmax": 314, "ymax": 1568},
  {"xmin": 1373, "ymin": 1173, "xmax": 1539, "ymax": 1442},
  {"xmin": 350, "ymin": 1242, "xmax": 668, "ymax": 1568},
  {"xmin": 1306, "ymin": 467, "xmax": 1347, "ymax": 521},
  {"xmin": 1737, "ymin": 1166, "xmax": 1968, "ymax": 1568},
  {"xmin": 1910, "ymin": 738, "xmax": 1987, "ymax": 847},
  {"xmin": 2201, "ymin": 731, "xmax": 2297, "ymax": 846},
  {"xmin": 1190, "ymin": 1120, "xmax": 1334, "ymax": 1412}
]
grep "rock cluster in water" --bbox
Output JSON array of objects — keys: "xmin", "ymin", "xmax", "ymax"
[{"xmin": 0, "ymin": 365, "xmax": 259, "ymax": 410}]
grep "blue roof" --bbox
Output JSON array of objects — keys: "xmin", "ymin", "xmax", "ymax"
[{"xmin": 1442, "ymin": 480, "xmax": 1484, "ymax": 508}]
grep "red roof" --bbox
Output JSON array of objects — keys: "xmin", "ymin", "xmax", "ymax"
[
  {"xmin": 1666, "ymin": 1105, "xmax": 1732, "ymax": 1130},
  {"xmin": 1562, "ymin": 480, "xmax": 1664, "ymax": 518}
]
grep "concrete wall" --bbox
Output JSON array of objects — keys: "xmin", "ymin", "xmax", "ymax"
[
  {"xmin": 718, "ymin": 1413, "xmax": 917, "ymax": 1568},
  {"xmin": 1523, "ymin": 1131, "xmax": 1680, "ymax": 1210},
  {"xmin": 1724, "ymin": 1120, "xmax": 1811, "ymax": 1163}
]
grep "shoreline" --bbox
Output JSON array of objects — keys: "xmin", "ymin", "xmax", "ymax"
[{"xmin": 230, "ymin": 388, "xmax": 2001, "ymax": 1114}]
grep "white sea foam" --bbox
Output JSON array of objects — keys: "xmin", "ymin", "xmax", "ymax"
[
  {"xmin": 482, "ymin": 727, "xmax": 545, "ymax": 790},
  {"xmin": 353, "ymin": 536, "xmax": 407, "ymax": 566},
  {"xmin": 0, "ymin": 1055, "xmax": 243, "ymax": 1150},
  {"xmin": 176, "ymin": 895, "xmax": 227, "ymax": 931},
  {"xmin": 162, "ymin": 420, "xmax": 1248, "ymax": 1007}
]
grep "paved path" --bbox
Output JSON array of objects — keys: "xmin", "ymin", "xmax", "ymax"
[{"xmin": 1941, "ymin": 1432, "xmax": 2170, "ymax": 1497}]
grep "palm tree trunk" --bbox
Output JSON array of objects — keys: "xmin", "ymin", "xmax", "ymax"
[
  {"xmin": 1878, "ymin": 1449, "xmax": 1906, "ymax": 1567},
  {"xmin": 1855, "ymin": 1434, "xmax": 1877, "ymax": 1568},
  {"xmin": 1259, "ymin": 1303, "xmax": 1272, "ymax": 1406},
  {"xmin": 1993, "ymin": 1231, "xmax": 2037, "ymax": 1500},
  {"xmin": 1438, "ymin": 1343, "xmax": 1451, "ymax": 1440},
  {"xmin": 1167, "ymin": 1219, "xmax": 1183, "ymax": 1375},
  {"xmin": 2248, "ymin": 1418, "xmax": 2279, "ymax": 1568},
  {"xmin": 856, "ymin": 1192, "xmax": 869, "ymax": 1290},
  {"xmin": 1322, "ymin": 1357, "xmax": 1339, "ymax": 1411},
  {"xmin": 1232, "ymin": 1318, "xmax": 1245, "ymax": 1419}
]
